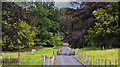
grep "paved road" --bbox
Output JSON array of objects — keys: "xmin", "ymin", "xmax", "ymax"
[{"xmin": 55, "ymin": 46, "xmax": 84, "ymax": 66}]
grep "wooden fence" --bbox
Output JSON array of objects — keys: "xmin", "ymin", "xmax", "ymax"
[
  {"xmin": 2, "ymin": 52, "xmax": 21, "ymax": 66},
  {"xmin": 75, "ymin": 51, "xmax": 118, "ymax": 66},
  {"xmin": 41, "ymin": 50, "xmax": 57, "ymax": 65},
  {"xmin": 1, "ymin": 50, "xmax": 57, "ymax": 66}
]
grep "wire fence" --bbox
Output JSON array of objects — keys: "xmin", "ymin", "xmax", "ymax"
[
  {"xmin": 1, "ymin": 53, "xmax": 20, "ymax": 65},
  {"xmin": 1, "ymin": 51, "xmax": 57, "ymax": 66},
  {"xmin": 75, "ymin": 51, "xmax": 118, "ymax": 66}
]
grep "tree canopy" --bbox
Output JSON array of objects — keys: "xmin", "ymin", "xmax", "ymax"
[
  {"xmin": 59, "ymin": 2, "xmax": 109, "ymax": 48},
  {"xmin": 2, "ymin": 2, "xmax": 65, "ymax": 51},
  {"xmin": 26, "ymin": 2, "xmax": 65, "ymax": 46},
  {"xmin": 2, "ymin": 2, "xmax": 37, "ymax": 50},
  {"xmin": 85, "ymin": 2, "xmax": 120, "ymax": 48}
]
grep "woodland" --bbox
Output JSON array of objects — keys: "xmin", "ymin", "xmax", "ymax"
[
  {"xmin": 2, "ymin": 2, "xmax": 65, "ymax": 51},
  {"xmin": 2, "ymin": 2, "xmax": 120, "ymax": 51}
]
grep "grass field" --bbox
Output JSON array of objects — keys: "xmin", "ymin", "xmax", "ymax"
[
  {"xmin": 74, "ymin": 47, "xmax": 119, "ymax": 65},
  {"xmin": 2, "ymin": 47, "xmax": 58, "ymax": 65}
]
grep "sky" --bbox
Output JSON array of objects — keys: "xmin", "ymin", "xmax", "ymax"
[
  {"xmin": 55, "ymin": 2, "xmax": 75, "ymax": 9},
  {"xmin": 54, "ymin": 0, "xmax": 81, "ymax": 9}
]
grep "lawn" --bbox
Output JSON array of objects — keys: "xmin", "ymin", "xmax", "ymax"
[
  {"xmin": 2, "ymin": 47, "xmax": 58, "ymax": 65},
  {"xmin": 74, "ymin": 47, "xmax": 119, "ymax": 65}
]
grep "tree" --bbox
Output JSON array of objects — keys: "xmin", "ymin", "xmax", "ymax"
[
  {"xmin": 2, "ymin": 2, "xmax": 37, "ymax": 50},
  {"xmin": 50, "ymin": 32, "xmax": 62, "ymax": 46},
  {"xmin": 59, "ymin": 2, "xmax": 109, "ymax": 48},
  {"xmin": 2, "ymin": 2, "xmax": 65, "ymax": 51},
  {"xmin": 85, "ymin": 2, "xmax": 120, "ymax": 48},
  {"xmin": 25, "ymin": 2, "xmax": 65, "ymax": 46}
]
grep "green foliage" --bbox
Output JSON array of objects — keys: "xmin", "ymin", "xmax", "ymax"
[
  {"xmin": 2, "ymin": 2, "xmax": 37, "ymax": 51},
  {"xmin": 17, "ymin": 21, "xmax": 37, "ymax": 48},
  {"xmin": 2, "ymin": 2, "xmax": 65, "ymax": 51},
  {"xmin": 2, "ymin": 18, "xmax": 37, "ymax": 50},
  {"xmin": 59, "ymin": 2, "xmax": 108, "ymax": 48},
  {"xmin": 85, "ymin": 2, "xmax": 120, "ymax": 48},
  {"xmin": 51, "ymin": 32, "xmax": 62, "ymax": 46},
  {"xmin": 26, "ymin": 2, "xmax": 64, "ymax": 46}
]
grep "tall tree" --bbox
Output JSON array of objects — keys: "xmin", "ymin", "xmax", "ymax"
[
  {"xmin": 85, "ymin": 2, "xmax": 120, "ymax": 48},
  {"xmin": 26, "ymin": 2, "xmax": 65, "ymax": 46},
  {"xmin": 2, "ymin": 2, "xmax": 37, "ymax": 50},
  {"xmin": 59, "ymin": 2, "xmax": 109, "ymax": 48}
]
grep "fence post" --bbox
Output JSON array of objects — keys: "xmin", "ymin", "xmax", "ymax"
[
  {"xmin": 79, "ymin": 51, "xmax": 81, "ymax": 57},
  {"xmin": 84, "ymin": 53, "xmax": 85, "ymax": 60},
  {"xmin": 54, "ymin": 51, "xmax": 56, "ymax": 60},
  {"xmin": 8, "ymin": 57, "xmax": 10, "ymax": 65},
  {"xmin": 83, "ymin": 53, "xmax": 84, "ymax": 59},
  {"xmin": 10, "ymin": 57, "xmax": 11, "ymax": 65},
  {"xmin": 89, "ymin": 56, "xmax": 90, "ymax": 64},
  {"xmin": 96, "ymin": 58, "xmax": 97, "ymax": 67},
  {"xmin": 87, "ymin": 55, "xmax": 89, "ymax": 63},
  {"xmin": 18, "ymin": 52, "xmax": 21, "ymax": 67},
  {"xmin": 115, "ymin": 60, "xmax": 117, "ymax": 67},
  {"xmin": 102, "ymin": 59, "xmax": 103, "ymax": 67},
  {"xmin": 98, "ymin": 59, "xmax": 100, "ymax": 67},
  {"xmin": 53, "ymin": 51, "xmax": 54, "ymax": 55},
  {"xmin": 41, "ymin": 54, "xmax": 45, "ymax": 65},
  {"xmin": 79, "ymin": 51, "xmax": 80, "ymax": 55},
  {"xmin": 82, "ymin": 52, "xmax": 83, "ymax": 58},
  {"xmin": 87, "ymin": 56, "xmax": 89, "ymax": 64},
  {"xmin": 48, "ymin": 57, "xmax": 50, "ymax": 65},
  {"xmin": 105, "ymin": 59, "xmax": 107, "ymax": 67},
  {"xmin": 86, "ymin": 54, "xmax": 87, "ymax": 62},
  {"xmin": 45, "ymin": 56, "xmax": 48, "ymax": 65},
  {"xmin": 84, "ymin": 54, "xmax": 85, "ymax": 60},
  {"xmin": 110, "ymin": 59, "xmax": 111, "ymax": 67},
  {"xmin": 80, "ymin": 52, "xmax": 82, "ymax": 58},
  {"xmin": 91, "ymin": 56, "xmax": 92, "ymax": 65},
  {"xmin": 3, "ymin": 58, "xmax": 4, "ymax": 65},
  {"xmin": 93, "ymin": 57, "xmax": 94, "ymax": 65},
  {"xmin": 51, "ymin": 56, "xmax": 54, "ymax": 65},
  {"xmin": 81, "ymin": 52, "xmax": 82, "ymax": 58}
]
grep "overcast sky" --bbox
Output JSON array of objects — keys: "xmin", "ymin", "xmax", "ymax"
[{"xmin": 55, "ymin": 2, "xmax": 74, "ymax": 9}]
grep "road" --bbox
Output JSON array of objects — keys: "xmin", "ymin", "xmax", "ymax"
[{"xmin": 54, "ymin": 45, "xmax": 85, "ymax": 66}]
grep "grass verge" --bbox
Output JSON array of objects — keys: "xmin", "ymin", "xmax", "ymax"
[{"xmin": 74, "ymin": 47, "xmax": 119, "ymax": 65}]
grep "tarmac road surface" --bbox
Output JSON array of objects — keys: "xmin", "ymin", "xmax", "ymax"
[{"xmin": 55, "ymin": 44, "xmax": 85, "ymax": 67}]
